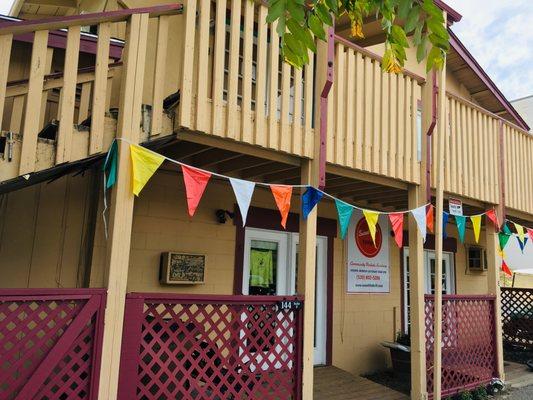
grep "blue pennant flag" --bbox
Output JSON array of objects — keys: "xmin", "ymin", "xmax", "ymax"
[
  {"xmin": 442, "ymin": 212, "xmax": 450, "ymax": 239},
  {"xmin": 302, "ymin": 186, "xmax": 323, "ymax": 219},
  {"xmin": 518, "ymin": 236, "xmax": 528, "ymax": 253}
]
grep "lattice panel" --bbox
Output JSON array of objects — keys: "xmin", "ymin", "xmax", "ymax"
[
  {"xmin": 501, "ymin": 287, "xmax": 533, "ymax": 348},
  {"xmin": 121, "ymin": 295, "xmax": 302, "ymax": 400},
  {"xmin": 0, "ymin": 290, "xmax": 106, "ymax": 400},
  {"xmin": 425, "ymin": 295, "xmax": 497, "ymax": 398}
]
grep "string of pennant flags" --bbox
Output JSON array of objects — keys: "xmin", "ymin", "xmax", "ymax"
[{"xmin": 102, "ymin": 139, "xmax": 529, "ymax": 276}]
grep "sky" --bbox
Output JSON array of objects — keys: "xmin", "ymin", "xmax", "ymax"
[{"xmin": 0, "ymin": 0, "xmax": 531, "ymax": 100}]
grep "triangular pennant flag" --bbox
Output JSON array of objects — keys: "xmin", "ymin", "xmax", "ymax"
[
  {"xmin": 503, "ymin": 222, "xmax": 512, "ymax": 235},
  {"xmin": 271, "ymin": 185, "xmax": 292, "ymax": 228},
  {"xmin": 103, "ymin": 140, "xmax": 118, "ymax": 189},
  {"xmin": 362, "ymin": 210, "xmax": 380, "ymax": 247},
  {"xmin": 518, "ymin": 236, "xmax": 528, "ymax": 253},
  {"xmin": 182, "ymin": 165, "xmax": 211, "ymax": 217},
  {"xmin": 389, "ymin": 213, "xmax": 404, "ymax": 248},
  {"xmin": 470, "ymin": 215, "xmax": 482, "ymax": 244},
  {"xmin": 230, "ymin": 178, "xmax": 255, "ymax": 226},
  {"xmin": 498, "ymin": 232, "xmax": 511, "ymax": 252},
  {"xmin": 514, "ymin": 222, "xmax": 525, "ymax": 244},
  {"xmin": 302, "ymin": 186, "xmax": 323, "ymax": 219},
  {"xmin": 335, "ymin": 199, "xmax": 353, "ymax": 240},
  {"xmin": 485, "ymin": 209, "xmax": 499, "ymax": 230},
  {"xmin": 502, "ymin": 259, "xmax": 513, "ymax": 277},
  {"xmin": 426, "ymin": 206, "xmax": 434, "ymax": 234},
  {"xmin": 527, "ymin": 228, "xmax": 533, "ymax": 243},
  {"xmin": 455, "ymin": 215, "xmax": 467, "ymax": 243},
  {"xmin": 130, "ymin": 144, "xmax": 165, "ymax": 196},
  {"xmin": 443, "ymin": 212, "xmax": 449, "ymax": 239},
  {"xmin": 411, "ymin": 206, "xmax": 427, "ymax": 242}
]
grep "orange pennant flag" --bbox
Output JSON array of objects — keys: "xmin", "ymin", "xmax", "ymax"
[
  {"xmin": 389, "ymin": 213, "xmax": 404, "ymax": 248},
  {"xmin": 271, "ymin": 185, "xmax": 292, "ymax": 228},
  {"xmin": 485, "ymin": 209, "xmax": 499, "ymax": 230},
  {"xmin": 426, "ymin": 206, "xmax": 434, "ymax": 234},
  {"xmin": 501, "ymin": 259, "xmax": 513, "ymax": 277}
]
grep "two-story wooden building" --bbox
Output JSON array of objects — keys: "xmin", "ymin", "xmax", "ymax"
[{"xmin": 0, "ymin": 0, "xmax": 530, "ymax": 399}]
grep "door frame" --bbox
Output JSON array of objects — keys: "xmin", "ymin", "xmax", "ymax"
[{"xmin": 233, "ymin": 205, "xmax": 336, "ymax": 365}]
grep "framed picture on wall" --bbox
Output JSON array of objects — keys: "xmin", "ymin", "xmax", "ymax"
[{"xmin": 160, "ymin": 252, "xmax": 206, "ymax": 284}]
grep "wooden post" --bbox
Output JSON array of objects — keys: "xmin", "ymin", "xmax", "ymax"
[
  {"xmin": 408, "ymin": 183, "xmax": 427, "ymax": 400},
  {"xmin": 432, "ymin": 16, "xmax": 447, "ymax": 399},
  {"xmin": 296, "ymin": 34, "xmax": 328, "ymax": 400},
  {"xmin": 97, "ymin": 13, "xmax": 149, "ymax": 400}
]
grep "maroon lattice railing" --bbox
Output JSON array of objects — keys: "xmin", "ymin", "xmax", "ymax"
[
  {"xmin": 118, "ymin": 293, "xmax": 304, "ymax": 400},
  {"xmin": 0, "ymin": 288, "xmax": 106, "ymax": 400},
  {"xmin": 501, "ymin": 287, "xmax": 533, "ymax": 348},
  {"xmin": 425, "ymin": 294, "xmax": 497, "ymax": 398}
]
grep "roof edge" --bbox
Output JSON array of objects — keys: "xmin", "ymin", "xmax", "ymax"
[
  {"xmin": 449, "ymin": 29, "xmax": 530, "ymax": 131},
  {"xmin": 434, "ymin": 0, "xmax": 462, "ymax": 23}
]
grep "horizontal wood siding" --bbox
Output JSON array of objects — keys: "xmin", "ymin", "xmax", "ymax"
[{"xmin": 331, "ymin": 38, "xmax": 422, "ymax": 184}]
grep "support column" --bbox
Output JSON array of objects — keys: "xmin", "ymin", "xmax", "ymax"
[
  {"xmin": 408, "ymin": 185, "xmax": 428, "ymax": 400},
  {"xmin": 97, "ymin": 13, "xmax": 149, "ymax": 400},
  {"xmin": 432, "ymin": 23, "xmax": 448, "ymax": 399},
  {"xmin": 296, "ymin": 27, "xmax": 330, "ymax": 400},
  {"xmin": 485, "ymin": 215, "xmax": 505, "ymax": 381}
]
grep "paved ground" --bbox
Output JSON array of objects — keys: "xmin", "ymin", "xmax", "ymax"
[{"xmin": 500, "ymin": 385, "xmax": 533, "ymax": 400}]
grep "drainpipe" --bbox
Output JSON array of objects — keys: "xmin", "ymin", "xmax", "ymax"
[
  {"xmin": 425, "ymin": 69, "xmax": 438, "ymax": 202},
  {"xmin": 318, "ymin": 27, "xmax": 334, "ymax": 190}
]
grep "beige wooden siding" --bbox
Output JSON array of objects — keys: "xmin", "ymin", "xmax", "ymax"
[
  {"xmin": 178, "ymin": 0, "xmax": 316, "ymax": 158},
  {"xmin": 330, "ymin": 37, "xmax": 422, "ymax": 184}
]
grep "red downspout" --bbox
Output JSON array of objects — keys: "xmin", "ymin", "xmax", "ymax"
[
  {"xmin": 426, "ymin": 69, "xmax": 438, "ymax": 202},
  {"xmin": 318, "ymin": 27, "xmax": 334, "ymax": 190}
]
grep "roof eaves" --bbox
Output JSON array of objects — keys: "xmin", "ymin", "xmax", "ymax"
[
  {"xmin": 448, "ymin": 29, "xmax": 530, "ymax": 131},
  {"xmin": 434, "ymin": 0, "xmax": 462, "ymax": 24}
]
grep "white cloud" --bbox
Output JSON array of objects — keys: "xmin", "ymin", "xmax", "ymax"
[{"xmin": 446, "ymin": 0, "xmax": 533, "ymax": 100}]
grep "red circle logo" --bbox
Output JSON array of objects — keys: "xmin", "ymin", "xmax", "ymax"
[{"xmin": 355, "ymin": 217, "xmax": 382, "ymax": 258}]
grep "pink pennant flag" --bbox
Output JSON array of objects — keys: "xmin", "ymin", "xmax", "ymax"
[
  {"xmin": 389, "ymin": 213, "xmax": 404, "ymax": 248},
  {"xmin": 181, "ymin": 165, "xmax": 211, "ymax": 217},
  {"xmin": 527, "ymin": 228, "xmax": 533, "ymax": 243}
]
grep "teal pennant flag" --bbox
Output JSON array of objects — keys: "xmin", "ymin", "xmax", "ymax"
[
  {"xmin": 335, "ymin": 199, "xmax": 353, "ymax": 240},
  {"xmin": 455, "ymin": 215, "xmax": 466, "ymax": 243},
  {"xmin": 103, "ymin": 140, "xmax": 118, "ymax": 189}
]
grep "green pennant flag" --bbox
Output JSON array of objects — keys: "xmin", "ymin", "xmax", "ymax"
[
  {"xmin": 335, "ymin": 199, "xmax": 353, "ymax": 240},
  {"xmin": 455, "ymin": 215, "xmax": 467, "ymax": 243},
  {"xmin": 103, "ymin": 140, "xmax": 118, "ymax": 189},
  {"xmin": 503, "ymin": 222, "xmax": 512, "ymax": 235},
  {"xmin": 498, "ymin": 232, "xmax": 511, "ymax": 251}
]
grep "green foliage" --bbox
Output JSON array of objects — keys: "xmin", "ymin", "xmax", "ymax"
[
  {"xmin": 457, "ymin": 391, "xmax": 474, "ymax": 400},
  {"xmin": 266, "ymin": 0, "xmax": 449, "ymax": 72},
  {"xmin": 472, "ymin": 386, "xmax": 489, "ymax": 400}
]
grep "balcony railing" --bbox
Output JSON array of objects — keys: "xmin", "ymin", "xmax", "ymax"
[{"xmin": 330, "ymin": 36, "xmax": 424, "ymax": 185}]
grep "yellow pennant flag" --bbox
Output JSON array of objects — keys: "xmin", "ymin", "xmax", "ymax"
[
  {"xmin": 362, "ymin": 210, "xmax": 380, "ymax": 247},
  {"xmin": 130, "ymin": 144, "xmax": 165, "ymax": 196},
  {"xmin": 514, "ymin": 222, "xmax": 525, "ymax": 244},
  {"xmin": 470, "ymin": 215, "xmax": 482, "ymax": 243}
]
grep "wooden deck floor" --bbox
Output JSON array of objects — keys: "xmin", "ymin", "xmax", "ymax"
[{"xmin": 314, "ymin": 366, "xmax": 409, "ymax": 400}]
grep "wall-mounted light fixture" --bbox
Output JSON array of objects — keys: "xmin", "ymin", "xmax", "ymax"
[{"xmin": 215, "ymin": 209, "xmax": 235, "ymax": 224}]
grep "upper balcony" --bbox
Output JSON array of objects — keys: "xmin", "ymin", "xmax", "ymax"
[{"xmin": 0, "ymin": 1, "xmax": 531, "ymax": 218}]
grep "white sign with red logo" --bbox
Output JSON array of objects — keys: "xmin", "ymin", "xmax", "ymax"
[
  {"xmin": 449, "ymin": 198, "xmax": 463, "ymax": 216},
  {"xmin": 346, "ymin": 210, "xmax": 390, "ymax": 293}
]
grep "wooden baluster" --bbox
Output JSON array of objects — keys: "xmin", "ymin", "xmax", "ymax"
[
  {"xmin": 150, "ymin": 16, "xmax": 169, "ymax": 137},
  {"xmin": 411, "ymin": 80, "xmax": 418, "ymax": 182},
  {"xmin": 372, "ymin": 61, "xmax": 381, "ymax": 174},
  {"xmin": 354, "ymin": 51, "xmax": 363, "ymax": 170},
  {"xmin": 280, "ymin": 61, "xmax": 291, "ymax": 152},
  {"xmin": 254, "ymin": 4, "xmax": 268, "ymax": 147},
  {"xmin": 388, "ymin": 73, "xmax": 397, "ymax": 178},
  {"xmin": 380, "ymin": 68, "xmax": 388, "ymax": 176},
  {"xmin": 10, "ymin": 96, "xmax": 25, "ymax": 133},
  {"xmin": 77, "ymin": 82, "xmax": 91, "ymax": 124},
  {"xmin": 267, "ymin": 21, "xmax": 280, "ymax": 149},
  {"xmin": 226, "ymin": 0, "xmax": 242, "ymax": 139},
  {"xmin": 0, "ymin": 34, "xmax": 13, "ymax": 131},
  {"xmin": 90, "ymin": 22, "xmax": 111, "ymax": 154},
  {"xmin": 292, "ymin": 64, "xmax": 302, "ymax": 155},
  {"xmin": 344, "ymin": 49, "xmax": 354, "ymax": 168},
  {"xmin": 211, "ymin": 0, "xmax": 227, "ymax": 136},
  {"xmin": 396, "ymin": 76, "xmax": 405, "ymax": 180},
  {"xmin": 362, "ymin": 57, "xmax": 372, "ymax": 171},
  {"xmin": 303, "ymin": 49, "xmax": 314, "ymax": 158},
  {"xmin": 239, "ymin": 0, "xmax": 257, "ymax": 143},
  {"xmin": 38, "ymin": 48, "xmax": 54, "ymax": 132},
  {"xmin": 195, "ymin": 0, "xmax": 210, "ymax": 132},
  {"xmin": 19, "ymin": 30, "xmax": 49, "ymax": 175},
  {"xmin": 404, "ymin": 78, "xmax": 412, "ymax": 182},
  {"xmin": 56, "ymin": 26, "xmax": 81, "ymax": 164},
  {"xmin": 179, "ymin": 0, "xmax": 197, "ymax": 129},
  {"xmin": 334, "ymin": 42, "xmax": 345, "ymax": 166}
]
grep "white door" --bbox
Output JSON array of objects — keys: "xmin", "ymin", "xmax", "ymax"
[
  {"xmin": 242, "ymin": 228, "xmax": 328, "ymax": 365},
  {"xmin": 402, "ymin": 249, "xmax": 455, "ymax": 332}
]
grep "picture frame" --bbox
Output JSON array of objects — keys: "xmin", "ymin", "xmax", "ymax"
[{"xmin": 160, "ymin": 252, "xmax": 206, "ymax": 284}]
